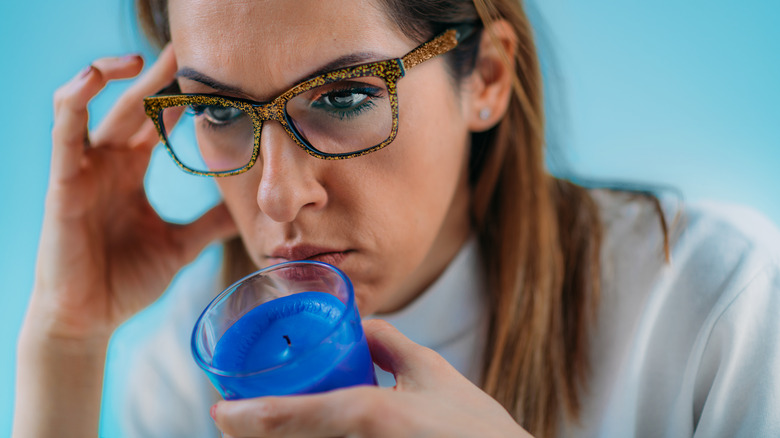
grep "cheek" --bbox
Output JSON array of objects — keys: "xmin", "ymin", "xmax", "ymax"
[
  {"xmin": 215, "ymin": 173, "xmax": 262, "ymax": 240},
  {"xmin": 375, "ymin": 72, "xmax": 469, "ymax": 226},
  {"xmin": 376, "ymin": 125, "xmax": 466, "ymax": 240},
  {"xmin": 347, "ymin": 73, "xmax": 470, "ymax": 298}
]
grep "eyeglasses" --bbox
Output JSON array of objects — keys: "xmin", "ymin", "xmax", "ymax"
[{"xmin": 143, "ymin": 25, "xmax": 475, "ymax": 177}]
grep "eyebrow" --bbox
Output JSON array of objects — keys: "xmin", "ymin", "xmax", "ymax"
[
  {"xmin": 176, "ymin": 68, "xmax": 248, "ymax": 96},
  {"xmin": 306, "ymin": 52, "xmax": 381, "ymax": 78},
  {"xmin": 175, "ymin": 51, "xmax": 387, "ymax": 100}
]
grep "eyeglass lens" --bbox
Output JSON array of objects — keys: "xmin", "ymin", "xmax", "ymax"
[{"xmin": 160, "ymin": 76, "xmax": 393, "ymax": 173}]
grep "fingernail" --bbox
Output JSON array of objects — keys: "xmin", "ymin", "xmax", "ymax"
[
  {"xmin": 79, "ymin": 65, "xmax": 94, "ymax": 80},
  {"xmin": 210, "ymin": 403, "xmax": 217, "ymax": 420}
]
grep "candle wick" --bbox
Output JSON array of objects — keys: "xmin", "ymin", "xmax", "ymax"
[{"xmin": 283, "ymin": 335, "xmax": 291, "ymax": 346}]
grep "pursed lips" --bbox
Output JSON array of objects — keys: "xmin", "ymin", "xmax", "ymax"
[{"xmin": 267, "ymin": 245, "xmax": 352, "ymax": 266}]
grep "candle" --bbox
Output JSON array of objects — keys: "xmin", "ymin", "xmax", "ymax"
[
  {"xmin": 213, "ymin": 292, "xmax": 344, "ymax": 371},
  {"xmin": 210, "ymin": 292, "xmax": 376, "ymax": 399},
  {"xmin": 192, "ymin": 261, "xmax": 377, "ymax": 401}
]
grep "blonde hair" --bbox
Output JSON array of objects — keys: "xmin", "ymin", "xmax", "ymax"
[{"xmin": 137, "ymin": 1, "xmax": 605, "ymax": 435}]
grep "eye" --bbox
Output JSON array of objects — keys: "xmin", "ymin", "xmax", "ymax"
[
  {"xmin": 189, "ymin": 105, "xmax": 244, "ymax": 126},
  {"xmin": 311, "ymin": 83, "xmax": 384, "ymax": 113},
  {"xmin": 319, "ymin": 90, "xmax": 369, "ymax": 110},
  {"xmin": 306, "ymin": 85, "xmax": 385, "ymax": 122}
]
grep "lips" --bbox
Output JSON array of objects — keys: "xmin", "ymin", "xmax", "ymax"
[{"xmin": 268, "ymin": 245, "xmax": 351, "ymax": 266}]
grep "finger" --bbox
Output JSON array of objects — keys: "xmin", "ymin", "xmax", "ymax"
[
  {"xmin": 171, "ymin": 203, "xmax": 239, "ymax": 264},
  {"xmin": 135, "ymin": 104, "xmax": 185, "ymax": 151},
  {"xmin": 126, "ymin": 118, "xmax": 161, "ymax": 150},
  {"xmin": 91, "ymin": 45, "xmax": 177, "ymax": 147},
  {"xmin": 364, "ymin": 319, "xmax": 444, "ymax": 385},
  {"xmin": 214, "ymin": 388, "xmax": 379, "ymax": 438},
  {"xmin": 89, "ymin": 54, "xmax": 145, "ymax": 82},
  {"xmin": 161, "ymin": 104, "xmax": 185, "ymax": 137},
  {"xmin": 50, "ymin": 58, "xmax": 144, "ymax": 182}
]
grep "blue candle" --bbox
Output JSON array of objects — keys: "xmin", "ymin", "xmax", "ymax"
[{"xmin": 206, "ymin": 291, "xmax": 376, "ymax": 399}]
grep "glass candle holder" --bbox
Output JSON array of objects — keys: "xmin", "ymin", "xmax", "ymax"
[{"xmin": 192, "ymin": 260, "xmax": 377, "ymax": 400}]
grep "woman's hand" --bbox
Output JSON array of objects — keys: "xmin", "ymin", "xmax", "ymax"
[
  {"xmin": 13, "ymin": 48, "xmax": 236, "ymax": 438},
  {"xmin": 212, "ymin": 319, "xmax": 532, "ymax": 438},
  {"xmin": 28, "ymin": 47, "xmax": 237, "ymax": 342}
]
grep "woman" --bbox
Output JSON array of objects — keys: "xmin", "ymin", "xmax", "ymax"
[{"xmin": 14, "ymin": 0, "xmax": 780, "ymax": 437}]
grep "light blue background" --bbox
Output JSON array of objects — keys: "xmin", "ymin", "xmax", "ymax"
[{"xmin": 1, "ymin": 1, "xmax": 778, "ymax": 436}]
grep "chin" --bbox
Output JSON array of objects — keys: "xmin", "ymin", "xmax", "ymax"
[{"xmin": 352, "ymin": 285, "xmax": 384, "ymax": 317}]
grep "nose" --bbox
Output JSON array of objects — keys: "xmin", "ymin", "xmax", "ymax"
[{"xmin": 255, "ymin": 121, "xmax": 328, "ymax": 223}]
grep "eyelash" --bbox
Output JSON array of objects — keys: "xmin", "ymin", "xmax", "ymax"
[
  {"xmin": 187, "ymin": 105, "xmax": 242, "ymax": 131},
  {"xmin": 315, "ymin": 86, "xmax": 385, "ymax": 120}
]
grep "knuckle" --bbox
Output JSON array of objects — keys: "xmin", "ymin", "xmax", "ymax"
[
  {"xmin": 90, "ymin": 57, "xmax": 115, "ymax": 71},
  {"xmin": 252, "ymin": 401, "xmax": 289, "ymax": 436},
  {"xmin": 366, "ymin": 318, "xmax": 394, "ymax": 331},
  {"xmin": 415, "ymin": 343, "xmax": 440, "ymax": 361},
  {"xmin": 52, "ymin": 86, "xmax": 69, "ymax": 109},
  {"xmin": 53, "ymin": 84, "xmax": 82, "ymax": 110},
  {"xmin": 343, "ymin": 388, "xmax": 383, "ymax": 431},
  {"xmin": 53, "ymin": 66, "xmax": 106, "ymax": 111},
  {"xmin": 415, "ymin": 344, "xmax": 451, "ymax": 371},
  {"xmin": 363, "ymin": 318, "xmax": 396, "ymax": 337}
]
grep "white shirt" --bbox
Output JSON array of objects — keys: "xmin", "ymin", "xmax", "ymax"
[
  {"xmin": 102, "ymin": 190, "xmax": 780, "ymax": 437},
  {"xmin": 369, "ymin": 235, "xmax": 489, "ymax": 388},
  {"xmin": 563, "ymin": 190, "xmax": 780, "ymax": 437}
]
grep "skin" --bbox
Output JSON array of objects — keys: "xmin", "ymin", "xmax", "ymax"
[
  {"xmin": 168, "ymin": 0, "xmax": 472, "ymax": 315},
  {"xmin": 13, "ymin": 0, "xmax": 530, "ymax": 436}
]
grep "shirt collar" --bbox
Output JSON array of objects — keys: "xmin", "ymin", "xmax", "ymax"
[{"xmin": 370, "ymin": 236, "xmax": 487, "ymax": 350}]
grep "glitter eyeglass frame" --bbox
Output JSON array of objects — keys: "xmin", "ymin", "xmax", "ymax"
[{"xmin": 143, "ymin": 25, "xmax": 475, "ymax": 177}]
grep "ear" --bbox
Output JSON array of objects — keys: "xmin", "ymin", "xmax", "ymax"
[{"xmin": 463, "ymin": 20, "xmax": 517, "ymax": 132}]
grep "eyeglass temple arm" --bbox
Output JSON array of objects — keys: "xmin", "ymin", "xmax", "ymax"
[{"xmin": 400, "ymin": 23, "xmax": 477, "ymax": 71}]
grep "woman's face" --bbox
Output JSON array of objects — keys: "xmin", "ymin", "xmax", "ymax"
[{"xmin": 169, "ymin": 0, "xmax": 473, "ymax": 314}]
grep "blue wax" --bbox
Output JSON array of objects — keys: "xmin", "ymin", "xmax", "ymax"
[{"xmin": 211, "ymin": 291, "xmax": 376, "ymax": 399}]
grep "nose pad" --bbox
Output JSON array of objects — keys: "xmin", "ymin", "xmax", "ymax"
[{"xmin": 255, "ymin": 121, "xmax": 327, "ymax": 223}]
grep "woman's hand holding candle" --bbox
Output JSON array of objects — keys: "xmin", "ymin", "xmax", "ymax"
[
  {"xmin": 193, "ymin": 262, "xmax": 377, "ymax": 400},
  {"xmin": 211, "ymin": 319, "xmax": 532, "ymax": 438}
]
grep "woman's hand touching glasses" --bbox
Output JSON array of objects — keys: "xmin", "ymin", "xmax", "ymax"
[
  {"xmin": 32, "ymin": 46, "xmax": 237, "ymax": 341},
  {"xmin": 13, "ymin": 48, "xmax": 237, "ymax": 438}
]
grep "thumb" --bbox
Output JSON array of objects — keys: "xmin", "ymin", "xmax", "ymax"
[
  {"xmin": 171, "ymin": 203, "xmax": 239, "ymax": 262},
  {"xmin": 363, "ymin": 319, "xmax": 439, "ymax": 385}
]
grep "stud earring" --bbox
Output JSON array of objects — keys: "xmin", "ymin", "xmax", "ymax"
[{"xmin": 479, "ymin": 108, "xmax": 491, "ymax": 120}]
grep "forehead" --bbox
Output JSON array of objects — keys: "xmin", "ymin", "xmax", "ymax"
[{"xmin": 168, "ymin": 0, "xmax": 413, "ymax": 98}]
